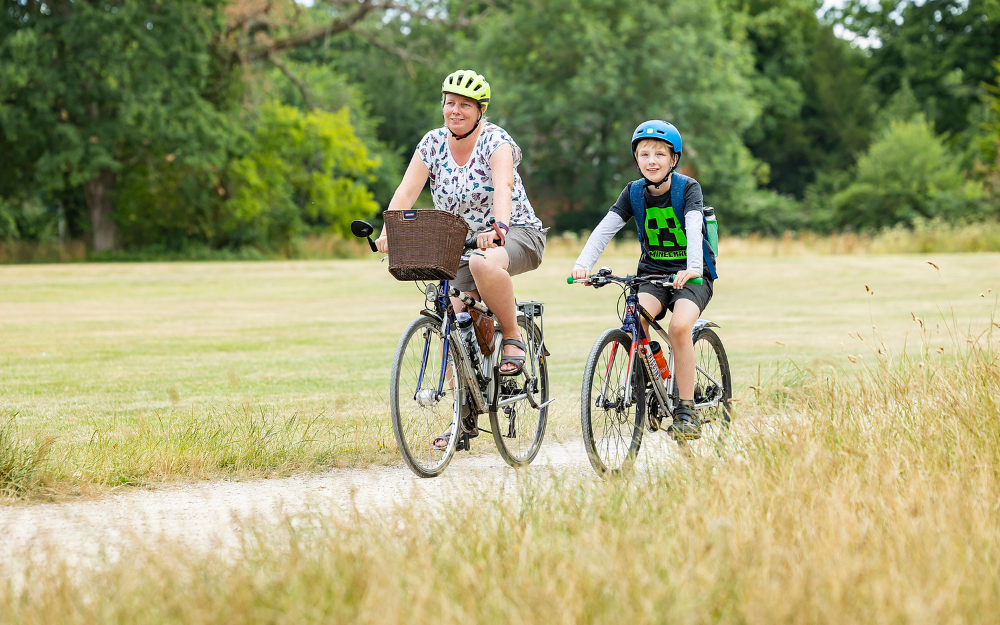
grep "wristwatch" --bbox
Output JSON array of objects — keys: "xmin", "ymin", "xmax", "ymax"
[{"xmin": 489, "ymin": 219, "xmax": 508, "ymax": 246}]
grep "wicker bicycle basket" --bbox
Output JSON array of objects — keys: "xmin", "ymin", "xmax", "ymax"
[{"xmin": 384, "ymin": 209, "xmax": 470, "ymax": 281}]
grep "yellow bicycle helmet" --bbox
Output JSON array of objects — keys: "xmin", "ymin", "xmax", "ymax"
[{"xmin": 441, "ymin": 69, "xmax": 491, "ymax": 113}]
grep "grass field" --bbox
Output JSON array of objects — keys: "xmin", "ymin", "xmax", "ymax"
[
  {"xmin": 2, "ymin": 252, "xmax": 1000, "ymax": 622},
  {"xmin": 1, "ymin": 251, "xmax": 998, "ymax": 495}
]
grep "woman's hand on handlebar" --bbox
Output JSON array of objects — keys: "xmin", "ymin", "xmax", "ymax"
[
  {"xmin": 375, "ymin": 232, "xmax": 389, "ymax": 254},
  {"xmin": 672, "ymin": 269, "xmax": 701, "ymax": 289},
  {"xmin": 477, "ymin": 230, "xmax": 502, "ymax": 250}
]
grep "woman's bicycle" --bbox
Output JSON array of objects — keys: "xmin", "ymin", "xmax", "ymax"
[
  {"xmin": 568, "ymin": 268, "xmax": 732, "ymax": 476},
  {"xmin": 353, "ymin": 219, "xmax": 552, "ymax": 478}
]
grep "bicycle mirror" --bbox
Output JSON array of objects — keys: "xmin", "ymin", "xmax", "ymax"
[
  {"xmin": 351, "ymin": 220, "xmax": 378, "ymax": 252},
  {"xmin": 351, "ymin": 220, "xmax": 374, "ymax": 238}
]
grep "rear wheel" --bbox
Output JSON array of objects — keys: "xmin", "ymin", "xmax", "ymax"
[
  {"xmin": 674, "ymin": 328, "xmax": 732, "ymax": 453},
  {"xmin": 489, "ymin": 315, "xmax": 548, "ymax": 467},
  {"xmin": 389, "ymin": 316, "xmax": 462, "ymax": 478},
  {"xmin": 581, "ymin": 329, "xmax": 645, "ymax": 476}
]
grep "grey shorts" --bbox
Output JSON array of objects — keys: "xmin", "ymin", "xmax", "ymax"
[
  {"xmin": 452, "ymin": 226, "xmax": 547, "ymax": 292},
  {"xmin": 638, "ymin": 277, "xmax": 713, "ymax": 319}
]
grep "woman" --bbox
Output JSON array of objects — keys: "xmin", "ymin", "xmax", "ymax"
[{"xmin": 376, "ymin": 69, "xmax": 546, "ymax": 376}]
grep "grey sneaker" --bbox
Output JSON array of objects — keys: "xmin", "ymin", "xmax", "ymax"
[{"xmin": 668, "ymin": 400, "xmax": 701, "ymax": 440}]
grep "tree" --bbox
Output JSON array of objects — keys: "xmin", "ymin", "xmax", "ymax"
[
  {"xmin": 0, "ymin": 0, "xmax": 462, "ymax": 251},
  {"xmin": 721, "ymin": 0, "xmax": 876, "ymax": 198},
  {"xmin": 0, "ymin": 0, "xmax": 239, "ymax": 251},
  {"xmin": 469, "ymin": 0, "xmax": 760, "ymax": 230},
  {"xmin": 827, "ymin": 115, "xmax": 979, "ymax": 230},
  {"xmin": 223, "ymin": 101, "xmax": 379, "ymax": 248},
  {"xmin": 836, "ymin": 0, "xmax": 1000, "ymax": 159}
]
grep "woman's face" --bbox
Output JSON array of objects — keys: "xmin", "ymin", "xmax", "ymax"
[
  {"xmin": 443, "ymin": 93, "xmax": 481, "ymax": 136},
  {"xmin": 635, "ymin": 140, "xmax": 678, "ymax": 184}
]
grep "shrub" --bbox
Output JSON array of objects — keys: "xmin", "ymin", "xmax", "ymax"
[{"xmin": 830, "ymin": 115, "xmax": 982, "ymax": 230}]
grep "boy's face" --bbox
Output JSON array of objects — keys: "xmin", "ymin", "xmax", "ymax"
[{"xmin": 635, "ymin": 139, "xmax": 678, "ymax": 184}]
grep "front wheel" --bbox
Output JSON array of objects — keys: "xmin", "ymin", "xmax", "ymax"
[
  {"xmin": 389, "ymin": 316, "xmax": 462, "ymax": 478},
  {"xmin": 581, "ymin": 328, "xmax": 646, "ymax": 477},
  {"xmin": 489, "ymin": 315, "xmax": 549, "ymax": 467}
]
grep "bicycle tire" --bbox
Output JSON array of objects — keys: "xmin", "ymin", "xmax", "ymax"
[
  {"xmin": 673, "ymin": 327, "xmax": 732, "ymax": 451},
  {"xmin": 390, "ymin": 316, "xmax": 462, "ymax": 478},
  {"xmin": 489, "ymin": 316, "xmax": 549, "ymax": 467},
  {"xmin": 581, "ymin": 328, "xmax": 646, "ymax": 476}
]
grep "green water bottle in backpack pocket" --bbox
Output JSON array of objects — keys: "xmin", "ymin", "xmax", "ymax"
[{"xmin": 704, "ymin": 206, "xmax": 719, "ymax": 257}]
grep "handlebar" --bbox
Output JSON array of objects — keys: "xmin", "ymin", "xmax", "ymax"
[{"xmin": 566, "ymin": 273, "xmax": 703, "ymax": 287}]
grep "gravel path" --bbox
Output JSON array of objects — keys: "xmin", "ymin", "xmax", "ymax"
[{"xmin": 0, "ymin": 435, "xmax": 686, "ymax": 572}]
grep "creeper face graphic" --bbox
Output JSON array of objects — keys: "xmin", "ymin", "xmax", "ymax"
[{"xmin": 645, "ymin": 206, "xmax": 687, "ymax": 249}]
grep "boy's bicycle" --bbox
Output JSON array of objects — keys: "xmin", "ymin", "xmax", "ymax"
[
  {"xmin": 353, "ymin": 219, "xmax": 552, "ymax": 478},
  {"xmin": 568, "ymin": 268, "xmax": 732, "ymax": 476}
]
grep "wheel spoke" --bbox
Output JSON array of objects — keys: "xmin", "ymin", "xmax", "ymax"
[
  {"xmin": 680, "ymin": 329, "xmax": 732, "ymax": 457},
  {"xmin": 391, "ymin": 317, "xmax": 461, "ymax": 477},
  {"xmin": 490, "ymin": 317, "xmax": 548, "ymax": 467},
  {"xmin": 582, "ymin": 330, "xmax": 644, "ymax": 476}
]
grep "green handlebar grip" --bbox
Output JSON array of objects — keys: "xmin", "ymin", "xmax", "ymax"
[
  {"xmin": 689, "ymin": 277, "xmax": 703, "ymax": 285},
  {"xmin": 566, "ymin": 276, "xmax": 575, "ymax": 284}
]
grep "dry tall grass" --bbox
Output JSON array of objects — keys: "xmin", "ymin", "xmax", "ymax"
[
  {"xmin": 3, "ymin": 316, "xmax": 998, "ymax": 623},
  {"xmin": 724, "ymin": 218, "xmax": 1000, "ymax": 256},
  {"xmin": 0, "ymin": 240, "xmax": 87, "ymax": 264},
  {"xmin": 6, "ymin": 216, "xmax": 997, "ymax": 265}
]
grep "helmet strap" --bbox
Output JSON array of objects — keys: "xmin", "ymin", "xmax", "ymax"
[{"xmin": 449, "ymin": 111, "xmax": 483, "ymax": 140}]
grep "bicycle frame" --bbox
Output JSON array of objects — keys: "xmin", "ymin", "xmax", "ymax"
[
  {"xmin": 412, "ymin": 279, "xmax": 552, "ymax": 421},
  {"xmin": 411, "ymin": 279, "xmax": 492, "ymax": 415},
  {"xmin": 608, "ymin": 289, "xmax": 726, "ymax": 416}
]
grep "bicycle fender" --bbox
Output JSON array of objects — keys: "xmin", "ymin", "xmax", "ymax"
[
  {"xmin": 691, "ymin": 318, "xmax": 720, "ymax": 342},
  {"xmin": 419, "ymin": 309, "xmax": 443, "ymax": 323}
]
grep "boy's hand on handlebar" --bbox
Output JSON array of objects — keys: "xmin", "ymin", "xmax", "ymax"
[
  {"xmin": 673, "ymin": 270, "xmax": 701, "ymax": 289},
  {"xmin": 571, "ymin": 267, "xmax": 590, "ymax": 280},
  {"xmin": 375, "ymin": 233, "xmax": 389, "ymax": 254}
]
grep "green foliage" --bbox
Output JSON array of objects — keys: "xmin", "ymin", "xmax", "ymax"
[
  {"xmin": 826, "ymin": 115, "xmax": 984, "ymax": 230},
  {"xmin": 0, "ymin": 195, "xmax": 58, "ymax": 242},
  {"xmin": 255, "ymin": 61, "xmax": 405, "ymax": 213},
  {"xmin": 0, "ymin": 0, "xmax": 238, "ymax": 188},
  {"xmin": 3, "ymin": 0, "xmax": 1000, "ymax": 246},
  {"xmin": 469, "ymin": 0, "xmax": 760, "ymax": 230},
  {"xmin": 838, "ymin": 0, "xmax": 999, "ymax": 162},
  {"xmin": 723, "ymin": 0, "xmax": 876, "ymax": 198},
  {"xmin": 224, "ymin": 102, "xmax": 379, "ymax": 249}
]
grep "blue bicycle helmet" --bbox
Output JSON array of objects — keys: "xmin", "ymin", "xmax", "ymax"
[
  {"xmin": 631, "ymin": 120, "xmax": 682, "ymax": 155},
  {"xmin": 631, "ymin": 120, "xmax": 682, "ymax": 187}
]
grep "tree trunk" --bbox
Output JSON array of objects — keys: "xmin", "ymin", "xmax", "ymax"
[{"xmin": 84, "ymin": 168, "xmax": 117, "ymax": 252}]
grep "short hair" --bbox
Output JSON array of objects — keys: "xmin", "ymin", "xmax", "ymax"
[{"xmin": 634, "ymin": 137, "xmax": 676, "ymax": 155}]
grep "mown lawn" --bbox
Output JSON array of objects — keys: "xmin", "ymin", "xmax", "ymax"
[{"xmin": 1, "ymin": 252, "xmax": 997, "ymax": 492}]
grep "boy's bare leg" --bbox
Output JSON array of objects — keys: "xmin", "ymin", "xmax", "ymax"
[
  {"xmin": 667, "ymin": 298, "xmax": 700, "ymax": 401},
  {"xmin": 636, "ymin": 293, "xmax": 664, "ymax": 341}
]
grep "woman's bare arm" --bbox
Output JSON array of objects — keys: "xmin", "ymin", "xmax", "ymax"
[
  {"xmin": 489, "ymin": 143, "xmax": 514, "ymax": 225},
  {"xmin": 376, "ymin": 152, "xmax": 430, "ymax": 253}
]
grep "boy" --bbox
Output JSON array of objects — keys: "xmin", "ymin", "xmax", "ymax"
[{"xmin": 571, "ymin": 120, "xmax": 717, "ymax": 438}]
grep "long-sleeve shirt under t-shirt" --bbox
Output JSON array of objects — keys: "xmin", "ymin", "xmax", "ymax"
[{"xmin": 574, "ymin": 177, "xmax": 705, "ymax": 277}]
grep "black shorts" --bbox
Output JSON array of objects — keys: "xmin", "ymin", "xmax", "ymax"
[{"xmin": 637, "ymin": 277, "xmax": 713, "ymax": 320}]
